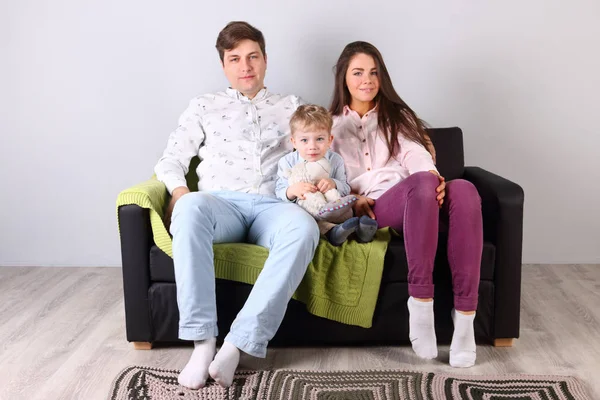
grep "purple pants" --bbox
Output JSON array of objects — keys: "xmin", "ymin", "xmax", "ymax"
[{"xmin": 372, "ymin": 171, "xmax": 483, "ymax": 311}]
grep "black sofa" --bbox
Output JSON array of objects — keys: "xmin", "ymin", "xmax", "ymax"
[{"xmin": 117, "ymin": 127, "xmax": 524, "ymax": 350}]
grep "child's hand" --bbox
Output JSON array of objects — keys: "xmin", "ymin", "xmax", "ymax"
[
  {"xmin": 317, "ymin": 178, "xmax": 336, "ymax": 193},
  {"xmin": 287, "ymin": 182, "xmax": 318, "ymax": 200}
]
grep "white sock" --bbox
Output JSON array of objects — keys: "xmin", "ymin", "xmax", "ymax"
[
  {"xmin": 450, "ymin": 309, "xmax": 477, "ymax": 368},
  {"xmin": 208, "ymin": 341, "xmax": 240, "ymax": 387},
  {"xmin": 407, "ymin": 296, "xmax": 438, "ymax": 359},
  {"xmin": 178, "ymin": 337, "xmax": 217, "ymax": 389}
]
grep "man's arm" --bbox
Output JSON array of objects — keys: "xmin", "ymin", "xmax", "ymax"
[
  {"xmin": 155, "ymin": 99, "xmax": 205, "ymax": 230},
  {"xmin": 154, "ymin": 99, "xmax": 206, "ymax": 194},
  {"xmin": 275, "ymin": 154, "xmax": 296, "ymax": 202}
]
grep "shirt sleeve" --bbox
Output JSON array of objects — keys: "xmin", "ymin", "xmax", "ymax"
[
  {"xmin": 275, "ymin": 153, "xmax": 296, "ymax": 202},
  {"xmin": 294, "ymin": 95, "xmax": 307, "ymax": 108},
  {"xmin": 154, "ymin": 99, "xmax": 206, "ymax": 194},
  {"xmin": 329, "ymin": 152, "xmax": 351, "ymax": 196},
  {"xmin": 398, "ymin": 135, "xmax": 438, "ymax": 175}
]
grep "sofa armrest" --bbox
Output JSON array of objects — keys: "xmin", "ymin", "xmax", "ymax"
[
  {"xmin": 462, "ymin": 166, "xmax": 525, "ymax": 340},
  {"xmin": 118, "ymin": 204, "xmax": 154, "ymax": 342}
]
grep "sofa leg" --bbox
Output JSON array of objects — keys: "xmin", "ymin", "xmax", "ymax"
[
  {"xmin": 493, "ymin": 338, "xmax": 515, "ymax": 347},
  {"xmin": 133, "ymin": 342, "xmax": 153, "ymax": 350}
]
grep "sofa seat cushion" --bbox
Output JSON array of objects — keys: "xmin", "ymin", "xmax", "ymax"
[{"xmin": 149, "ymin": 234, "xmax": 495, "ymax": 284}]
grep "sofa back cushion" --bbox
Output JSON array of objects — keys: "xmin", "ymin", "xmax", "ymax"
[
  {"xmin": 426, "ymin": 127, "xmax": 465, "ymax": 181},
  {"xmin": 183, "ymin": 126, "xmax": 465, "ymax": 189}
]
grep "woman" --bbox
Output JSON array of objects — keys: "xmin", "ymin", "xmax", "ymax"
[{"xmin": 330, "ymin": 41, "xmax": 483, "ymax": 368}]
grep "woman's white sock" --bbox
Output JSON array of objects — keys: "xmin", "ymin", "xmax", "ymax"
[
  {"xmin": 407, "ymin": 296, "xmax": 438, "ymax": 359},
  {"xmin": 450, "ymin": 309, "xmax": 477, "ymax": 368}
]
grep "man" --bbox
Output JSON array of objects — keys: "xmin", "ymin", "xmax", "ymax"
[{"xmin": 154, "ymin": 21, "xmax": 319, "ymax": 389}]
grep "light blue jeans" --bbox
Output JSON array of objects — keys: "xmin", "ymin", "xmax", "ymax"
[{"xmin": 170, "ymin": 191, "xmax": 320, "ymax": 358}]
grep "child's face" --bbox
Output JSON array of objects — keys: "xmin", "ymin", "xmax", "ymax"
[{"xmin": 291, "ymin": 128, "xmax": 333, "ymax": 162}]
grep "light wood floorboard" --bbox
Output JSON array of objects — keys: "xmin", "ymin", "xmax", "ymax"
[{"xmin": 0, "ymin": 265, "xmax": 598, "ymax": 399}]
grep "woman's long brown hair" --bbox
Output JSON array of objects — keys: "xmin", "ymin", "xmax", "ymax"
[{"xmin": 330, "ymin": 41, "xmax": 430, "ymax": 160}]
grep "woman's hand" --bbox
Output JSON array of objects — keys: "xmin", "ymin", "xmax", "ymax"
[
  {"xmin": 287, "ymin": 182, "xmax": 318, "ymax": 201},
  {"xmin": 429, "ymin": 170, "xmax": 445, "ymax": 208},
  {"xmin": 353, "ymin": 194, "xmax": 376, "ymax": 219}
]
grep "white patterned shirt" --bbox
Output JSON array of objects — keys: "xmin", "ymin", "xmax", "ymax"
[{"xmin": 155, "ymin": 88, "xmax": 303, "ymax": 195}]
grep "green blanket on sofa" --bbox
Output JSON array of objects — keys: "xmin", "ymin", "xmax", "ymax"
[{"xmin": 116, "ymin": 177, "xmax": 391, "ymax": 328}]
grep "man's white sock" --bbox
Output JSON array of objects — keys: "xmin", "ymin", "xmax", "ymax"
[
  {"xmin": 178, "ymin": 337, "xmax": 217, "ymax": 389},
  {"xmin": 208, "ymin": 341, "xmax": 240, "ymax": 388}
]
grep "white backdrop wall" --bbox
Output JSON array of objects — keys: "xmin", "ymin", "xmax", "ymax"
[{"xmin": 1, "ymin": 0, "xmax": 598, "ymax": 266}]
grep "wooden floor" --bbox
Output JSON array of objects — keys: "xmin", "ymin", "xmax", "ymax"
[{"xmin": 0, "ymin": 265, "xmax": 598, "ymax": 399}]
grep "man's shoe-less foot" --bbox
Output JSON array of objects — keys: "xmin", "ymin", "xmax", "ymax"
[
  {"xmin": 208, "ymin": 341, "xmax": 240, "ymax": 387},
  {"xmin": 178, "ymin": 337, "xmax": 217, "ymax": 389}
]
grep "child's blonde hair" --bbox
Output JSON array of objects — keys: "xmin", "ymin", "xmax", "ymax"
[{"xmin": 290, "ymin": 104, "xmax": 333, "ymax": 135}]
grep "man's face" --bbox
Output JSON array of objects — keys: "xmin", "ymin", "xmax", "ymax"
[
  {"xmin": 291, "ymin": 128, "xmax": 333, "ymax": 162},
  {"xmin": 222, "ymin": 39, "xmax": 267, "ymax": 99}
]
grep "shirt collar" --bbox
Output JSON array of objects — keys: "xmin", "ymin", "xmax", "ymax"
[
  {"xmin": 225, "ymin": 87, "xmax": 268, "ymax": 102},
  {"xmin": 342, "ymin": 104, "xmax": 378, "ymax": 119}
]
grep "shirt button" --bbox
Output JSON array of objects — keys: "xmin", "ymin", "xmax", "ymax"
[
  {"xmin": 365, "ymin": 152, "xmax": 369, "ymax": 156},
  {"xmin": 367, "ymin": 168, "xmax": 371, "ymax": 171},
  {"xmin": 362, "ymin": 139, "xmax": 366, "ymax": 143}
]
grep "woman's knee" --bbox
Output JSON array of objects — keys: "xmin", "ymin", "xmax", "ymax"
[
  {"xmin": 446, "ymin": 179, "xmax": 481, "ymax": 208},
  {"xmin": 407, "ymin": 171, "xmax": 439, "ymax": 201}
]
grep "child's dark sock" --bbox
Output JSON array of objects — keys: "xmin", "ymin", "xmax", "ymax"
[
  {"xmin": 356, "ymin": 215, "xmax": 378, "ymax": 243},
  {"xmin": 326, "ymin": 217, "xmax": 359, "ymax": 246}
]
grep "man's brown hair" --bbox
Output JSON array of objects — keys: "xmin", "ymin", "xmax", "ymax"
[{"xmin": 216, "ymin": 21, "xmax": 266, "ymax": 62}]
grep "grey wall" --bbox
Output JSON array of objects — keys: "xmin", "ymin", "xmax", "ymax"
[{"xmin": 1, "ymin": 0, "xmax": 599, "ymax": 266}]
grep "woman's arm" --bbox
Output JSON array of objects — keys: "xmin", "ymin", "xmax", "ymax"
[
  {"xmin": 398, "ymin": 135, "xmax": 437, "ymax": 175},
  {"xmin": 399, "ymin": 136, "xmax": 445, "ymax": 207},
  {"xmin": 423, "ymin": 133, "xmax": 436, "ymax": 164}
]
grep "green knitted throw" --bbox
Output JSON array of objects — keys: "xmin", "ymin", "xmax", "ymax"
[{"xmin": 116, "ymin": 176, "xmax": 391, "ymax": 328}]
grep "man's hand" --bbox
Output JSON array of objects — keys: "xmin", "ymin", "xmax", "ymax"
[
  {"xmin": 164, "ymin": 186, "xmax": 190, "ymax": 231},
  {"xmin": 353, "ymin": 194, "xmax": 376, "ymax": 219},
  {"xmin": 429, "ymin": 170, "xmax": 445, "ymax": 208},
  {"xmin": 286, "ymin": 182, "xmax": 318, "ymax": 201},
  {"xmin": 317, "ymin": 178, "xmax": 336, "ymax": 193}
]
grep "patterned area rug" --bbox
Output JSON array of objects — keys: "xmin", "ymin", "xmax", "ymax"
[{"xmin": 108, "ymin": 366, "xmax": 590, "ymax": 399}]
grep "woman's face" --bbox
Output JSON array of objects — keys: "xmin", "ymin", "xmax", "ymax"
[{"xmin": 345, "ymin": 53, "xmax": 380, "ymax": 106}]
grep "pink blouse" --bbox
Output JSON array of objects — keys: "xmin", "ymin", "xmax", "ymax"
[{"xmin": 331, "ymin": 106, "xmax": 437, "ymax": 200}]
